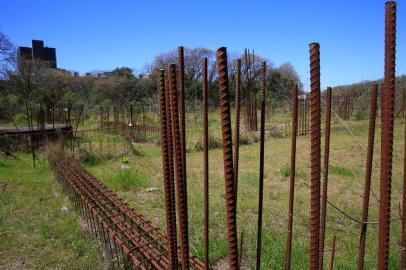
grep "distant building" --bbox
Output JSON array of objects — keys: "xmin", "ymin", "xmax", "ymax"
[
  {"xmin": 18, "ymin": 40, "xmax": 57, "ymax": 68},
  {"xmin": 138, "ymin": 73, "xmax": 150, "ymax": 79}
]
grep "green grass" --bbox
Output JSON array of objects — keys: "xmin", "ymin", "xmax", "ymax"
[
  {"xmin": 80, "ymin": 152, "xmax": 102, "ymax": 166},
  {"xmin": 278, "ymin": 165, "xmax": 307, "ymax": 179},
  {"xmin": 0, "ymin": 153, "xmax": 106, "ymax": 269},
  {"xmin": 1, "ymin": 113, "xmax": 404, "ymax": 269},
  {"xmin": 86, "ymin": 113, "xmax": 404, "ymax": 269},
  {"xmin": 114, "ymin": 169, "xmax": 148, "ymax": 190},
  {"xmin": 329, "ymin": 165, "xmax": 359, "ymax": 177}
]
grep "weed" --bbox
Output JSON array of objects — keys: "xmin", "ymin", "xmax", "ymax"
[
  {"xmin": 115, "ymin": 169, "xmax": 147, "ymax": 190},
  {"xmin": 278, "ymin": 166, "xmax": 307, "ymax": 178},
  {"xmin": 80, "ymin": 152, "xmax": 102, "ymax": 166},
  {"xmin": 71, "ymin": 239, "xmax": 86, "ymax": 257},
  {"xmin": 329, "ymin": 165, "xmax": 357, "ymax": 177},
  {"xmin": 121, "ymin": 156, "xmax": 129, "ymax": 164},
  {"xmin": 239, "ymin": 131, "xmax": 260, "ymax": 145},
  {"xmin": 193, "ymin": 131, "xmax": 222, "ymax": 151}
]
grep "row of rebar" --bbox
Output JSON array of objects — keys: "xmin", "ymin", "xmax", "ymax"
[{"xmin": 52, "ymin": 155, "xmax": 204, "ymax": 270}]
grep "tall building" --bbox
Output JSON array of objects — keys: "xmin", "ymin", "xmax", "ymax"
[{"xmin": 18, "ymin": 40, "xmax": 57, "ymax": 68}]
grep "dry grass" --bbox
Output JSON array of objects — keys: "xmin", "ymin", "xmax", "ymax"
[{"xmin": 85, "ymin": 113, "xmax": 404, "ymax": 269}]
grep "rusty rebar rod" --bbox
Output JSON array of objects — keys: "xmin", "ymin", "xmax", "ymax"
[
  {"xmin": 202, "ymin": 57, "xmax": 209, "ymax": 270},
  {"xmin": 178, "ymin": 46, "xmax": 187, "ymax": 190},
  {"xmin": 378, "ymin": 2, "xmax": 396, "ymax": 269},
  {"xmin": 169, "ymin": 63, "xmax": 190, "ymax": 270},
  {"xmin": 239, "ymin": 232, "xmax": 244, "ymax": 269},
  {"xmin": 284, "ymin": 84, "xmax": 298, "ymax": 270},
  {"xmin": 234, "ymin": 59, "xmax": 242, "ymax": 199},
  {"xmin": 309, "ymin": 42, "xmax": 321, "ymax": 270},
  {"xmin": 402, "ymin": 99, "xmax": 406, "ymax": 269},
  {"xmin": 319, "ymin": 87, "xmax": 332, "ymax": 270},
  {"xmin": 216, "ymin": 47, "xmax": 239, "ymax": 270},
  {"xmin": 357, "ymin": 84, "xmax": 378, "ymax": 270},
  {"xmin": 166, "ymin": 71, "xmax": 178, "ymax": 253},
  {"xmin": 329, "ymin": 235, "xmax": 337, "ymax": 270},
  {"xmin": 158, "ymin": 69, "xmax": 178, "ymax": 269},
  {"xmin": 255, "ymin": 61, "xmax": 267, "ymax": 270}
]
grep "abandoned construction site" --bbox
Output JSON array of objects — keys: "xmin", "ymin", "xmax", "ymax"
[{"xmin": 1, "ymin": 1, "xmax": 406, "ymax": 270}]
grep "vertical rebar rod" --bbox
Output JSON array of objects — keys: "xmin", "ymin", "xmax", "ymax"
[
  {"xmin": 158, "ymin": 69, "xmax": 178, "ymax": 270},
  {"xmin": 402, "ymin": 99, "xmax": 406, "ymax": 269},
  {"xmin": 165, "ymin": 74, "xmax": 178, "ymax": 252},
  {"xmin": 169, "ymin": 63, "xmax": 190, "ymax": 270},
  {"xmin": 216, "ymin": 47, "xmax": 239, "ymax": 270},
  {"xmin": 357, "ymin": 84, "xmax": 378, "ymax": 270},
  {"xmin": 306, "ymin": 97, "xmax": 310, "ymax": 134},
  {"xmin": 239, "ymin": 232, "xmax": 244, "ymax": 269},
  {"xmin": 329, "ymin": 235, "xmax": 337, "ymax": 270},
  {"xmin": 284, "ymin": 84, "xmax": 298, "ymax": 270},
  {"xmin": 309, "ymin": 42, "xmax": 321, "ymax": 270},
  {"xmin": 202, "ymin": 57, "xmax": 209, "ymax": 270},
  {"xmin": 178, "ymin": 46, "xmax": 187, "ymax": 191},
  {"xmin": 255, "ymin": 61, "xmax": 266, "ymax": 270},
  {"xmin": 378, "ymin": 2, "xmax": 396, "ymax": 269},
  {"xmin": 300, "ymin": 98, "xmax": 304, "ymax": 135},
  {"xmin": 234, "ymin": 59, "xmax": 242, "ymax": 198},
  {"xmin": 319, "ymin": 87, "xmax": 332, "ymax": 270}
]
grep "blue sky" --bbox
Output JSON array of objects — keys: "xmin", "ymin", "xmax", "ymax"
[{"xmin": 1, "ymin": 0, "xmax": 404, "ymax": 90}]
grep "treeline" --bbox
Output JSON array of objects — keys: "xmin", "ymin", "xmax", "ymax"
[
  {"xmin": 327, "ymin": 75, "xmax": 406, "ymax": 120},
  {"xmin": 0, "ymin": 32, "xmax": 302, "ymax": 126}
]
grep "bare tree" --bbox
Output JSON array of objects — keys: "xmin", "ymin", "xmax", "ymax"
[{"xmin": 0, "ymin": 32, "xmax": 16, "ymax": 79}]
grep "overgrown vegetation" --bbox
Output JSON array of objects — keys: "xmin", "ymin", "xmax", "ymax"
[{"xmin": 0, "ymin": 153, "xmax": 106, "ymax": 269}]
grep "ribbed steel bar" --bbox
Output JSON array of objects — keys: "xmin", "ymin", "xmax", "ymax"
[
  {"xmin": 378, "ymin": 2, "xmax": 396, "ymax": 269},
  {"xmin": 309, "ymin": 42, "xmax": 321, "ymax": 270},
  {"xmin": 178, "ymin": 46, "xmax": 187, "ymax": 192},
  {"xmin": 169, "ymin": 63, "xmax": 190, "ymax": 270},
  {"xmin": 300, "ymin": 98, "xmax": 304, "ymax": 135},
  {"xmin": 319, "ymin": 87, "xmax": 332, "ymax": 270},
  {"xmin": 256, "ymin": 61, "xmax": 266, "ymax": 270},
  {"xmin": 329, "ymin": 235, "xmax": 337, "ymax": 270},
  {"xmin": 216, "ymin": 47, "xmax": 239, "ymax": 270},
  {"xmin": 402, "ymin": 101, "xmax": 406, "ymax": 269},
  {"xmin": 158, "ymin": 69, "xmax": 178, "ymax": 270},
  {"xmin": 239, "ymin": 232, "xmax": 244, "ymax": 269},
  {"xmin": 202, "ymin": 57, "xmax": 209, "ymax": 270},
  {"xmin": 165, "ymin": 74, "xmax": 178, "ymax": 254},
  {"xmin": 234, "ymin": 59, "xmax": 242, "ymax": 198},
  {"xmin": 284, "ymin": 84, "xmax": 298, "ymax": 270},
  {"xmin": 357, "ymin": 84, "xmax": 378, "ymax": 270}
]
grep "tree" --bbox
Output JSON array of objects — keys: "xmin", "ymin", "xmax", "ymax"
[{"xmin": 0, "ymin": 32, "xmax": 16, "ymax": 79}]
